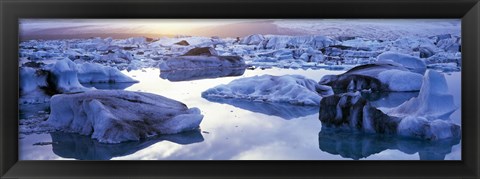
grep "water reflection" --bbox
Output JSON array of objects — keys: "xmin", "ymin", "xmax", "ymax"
[
  {"xmin": 50, "ymin": 130, "xmax": 204, "ymax": 160},
  {"xmin": 318, "ymin": 128, "xmax": 460, "ymax": 160},
  {"xmin": 81, "ymin": 82, "xmax": 136, "ymax": 90},
  {"xmin": 204, "ymin": 97, "xmax": 318, "ymax": 120},
  {"xmin": 159, "ymin": 68, "xmax": 245, "ymax": 82}
]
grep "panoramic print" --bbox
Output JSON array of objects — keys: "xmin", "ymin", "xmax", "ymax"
[{"xmin": 18, "ymin": 19, "xmax": 461, "ymax": 160}]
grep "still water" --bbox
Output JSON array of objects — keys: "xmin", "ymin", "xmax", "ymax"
[{"xmin": 19, "ymin": 68, "xmax": 461, "ymax": 160}]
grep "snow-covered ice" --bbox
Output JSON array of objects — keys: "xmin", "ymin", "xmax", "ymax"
[
  {"xmin": 45, "ymin": 90, "xmax": 204, "ymax": 143},
  {"xmin": 319, "ymin": 61, "xmax": 423, "ymax": 92},
  {"xmin": 377, "ymin": 52, "xmax": 427, "ymax": 74},
  {"xmin": 202, "ymin": 74, "xmax": 332, "ymax": 106},
  {"xmin": 77, "ymin": 62, "xmax": 139, "ymax": 83}
]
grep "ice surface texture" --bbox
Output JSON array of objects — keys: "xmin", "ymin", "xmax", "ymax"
[
  {"xmin": 377, "ymin": 52, "xmax": 427, "ymax": 74},
  {"xmin": 320, "ymin": 61, "xmax": 423, "ymax": 92},
  {"xmin": 19, "ymin": 59, "xmax": 139, "ymax": 104},
  {"xmin": 46, "ymin": 90, "xmax": 204, "ymax": 143},
  {"xmin": 159, "ymin": 47, "xmax": 246, "ymax": 71},
  {"xmin": 77, "ymin": 62, "xmax": 139, "ymax": 83},
  {"xmin": 202, "ymin": 74, "xmax": 333, "ymax": 106}
]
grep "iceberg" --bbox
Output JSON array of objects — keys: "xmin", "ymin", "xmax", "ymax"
[
  {"xmin": 202, "ymin": 75, "xmax": 332, "ymax": 106},
  {"xmin": 318, "ymin": 91, "xmax": 461, "ymax": 140},
  {"xmin": 19, "ymin": 67, "xmax": 51, "ymax": 104},
  {"xmin": 45, "ymin": 90, "xmax": 204, "ymax": 143},
  {"xmin": 386, "ymin": 70, "xmax": 457, "ymax": 120},
  {"xmin": 77, "ymin": 62, "xmax": 139, "ymax": 83},
  {"xmin": 319, "ymin": 62, "xmax": 423, "ymax": 92},
  {"xmin": 376, "ymin": 52, "xmax": 427, "ymax": 74},
  {"xmin": 43, "ymin": 59, "xmax": 91, "ymax": 93},
  {"xmin": 159, "ymin": 47, "xmax": 246, "ymax": 71}
]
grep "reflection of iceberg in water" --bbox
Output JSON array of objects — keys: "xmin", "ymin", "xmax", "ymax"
[
  {"xmin": 159, "ymin": 68, "xmax": 245, "ymax": 82},
  {"xmin": 204, "ymin": 97, "xmax": 318, "ymax": 120},
  {"xmin": 50, "ymin": 130, "xmax": 204, "ymax": 160},
  {"xmin": 318, "ymin": 128, "xmax": 460, "ymax": 160},
  {"xmin": 81, "ymin": 82, "xmax": 136, "ymax": 90}
]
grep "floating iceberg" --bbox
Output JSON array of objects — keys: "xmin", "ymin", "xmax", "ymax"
[
  {"xmin": 43, "ymin": 59, "xmax": 91, "ymax": 93},
  {"xmin": 19, "ymin": 67, "xmax": 51, "ymax": 104},
  {"xmin": 386, "ymin": 70, "xmax": 457, "ymax": 120},
  {"xmin": 202, "ymin": 75, "xmax": 332, "ymax": 106},
  {"xmin": 320, "ymin": 62, "xmax": 423, "ymax": 92},
  {"xmin": 376, "ymin": 52, "xmax": 427, "ymax": 74},
  {"xmin": 45, "ymin": 90, "xmax": 204, "ymax": 143},
  {"xmin": 318, "ymin": 90, "xmax": 460, "ymax": 140},
  {"xmin": 159, "ymin": 47, "xmax": 246, "ymax": 71},
  {"xmin": 77, "ymin": 62, "xmax": 139, "ymax": 83}
]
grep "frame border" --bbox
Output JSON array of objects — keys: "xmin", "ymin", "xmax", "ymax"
[{"xmin": 1, "ymin": 0, "xmax": 479, "ymax": 178}]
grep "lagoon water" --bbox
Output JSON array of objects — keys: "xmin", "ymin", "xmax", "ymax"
[{"xmin": 19, "ymin": 68, "xmax": 461, "ymax": 160}]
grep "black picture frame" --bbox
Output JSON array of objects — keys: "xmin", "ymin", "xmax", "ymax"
[{"xmin": 1, "ymin": 0, "xmax": 479, "ymax": 178}]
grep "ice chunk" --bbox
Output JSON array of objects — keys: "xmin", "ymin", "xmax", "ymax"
[
  {"xmin": 19, "ymin": 67, "xmax": 50, "ymax": 104},
  {"xmin": 159, "ymin": 47, "xmax": 246, "ymax": 71},
  {"xmin": 319, "ymin": 91, "xmax": 461, "ymax": 140},
  {"xmin": 387, "ymin": 70, "xmax": 457, "ymax": 120},
  {"xmin": 239, "ymin": 34, "xmax": 265, "ymax": 45},
  {"xmin": 377, "ymin": 52, "xmax": 427, "ymax": 74},
  {"xmin": 320, "ymin": 62, "xmax": 423, "ymax": 92},
  {"xmin": 202, "ymin": 75, "xmax": 331, "ymax": 106},
  {"xmin": 77, "ymin": 62, "xmax": 139, "ymax": 83},
  {"xmin": 182, "ymin": 47, "xmax": 218, "ymax": 56},
  {"xmin": 377, "ymin": 69, "xmax": 423, "ymax": 91},
  {"xmin": 45, "ymin": 90, "xmax": 204, "ymax": 143},
  {"xmin": 44, "ymin": 59, "xmax": 91, "ymax": 93}
]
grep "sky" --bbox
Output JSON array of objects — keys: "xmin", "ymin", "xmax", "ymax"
[{"xmin": 19, "ymin": 19, "xmax": 461, "ymax": 40}]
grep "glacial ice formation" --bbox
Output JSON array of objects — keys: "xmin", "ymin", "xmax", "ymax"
[
  {"xmin": 44, "ymin": 59, "xmax": 92, "ymax": 93},
  {"xmin": 77, "ymin": 62, "xmax": 139, "ymax": 83},
  {"xmin": 319, "ymin": 61, "xmax": 423, "ymax": 92},
  {"xmin": 159, "ymin": 47, "xmax": 246, "ymax": 71},
  {"xmin": 318, "ymin": 91, "xmax": 460, "ymax": 140},
  {"xmin": 386, "ymin": 70, "xmax": 457, "ymax": 120},
  {"xmin": 202, "ymin": 74, "xmax": 333, "ymax": 106},
  {"xmin": 45, "ymin": 90, "xmax": 204, "ymax": 143},
  {"xmin": 377, "ymin": 52, "xmax": 427, "ymax": 74}
]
